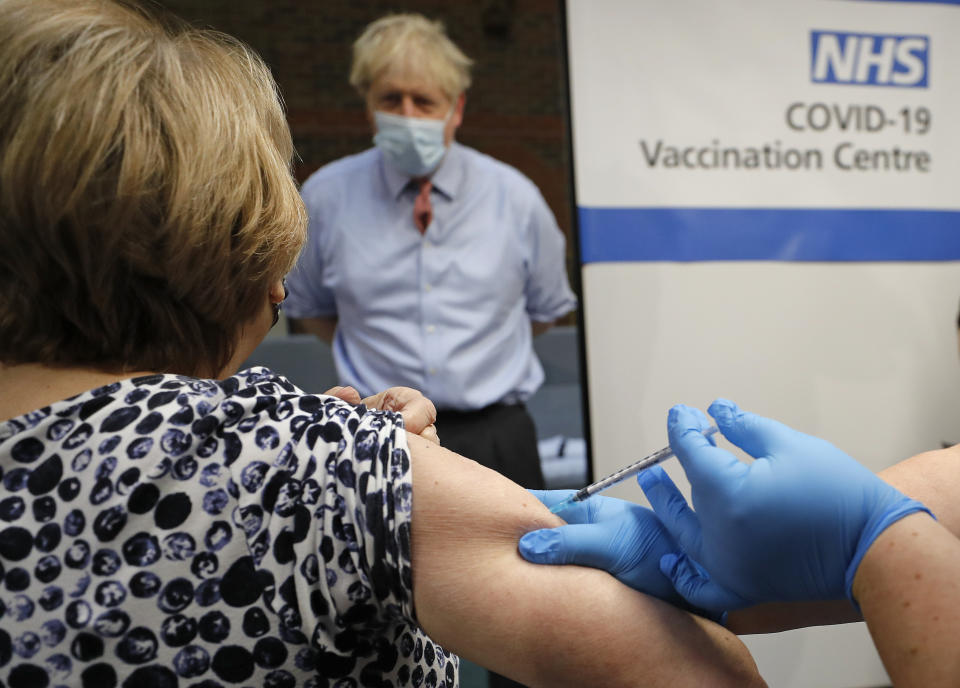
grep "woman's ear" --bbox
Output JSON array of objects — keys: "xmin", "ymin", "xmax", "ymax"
[{"xmin": 269, "ymin": 279, "xmax": 286, "ymax": 305}]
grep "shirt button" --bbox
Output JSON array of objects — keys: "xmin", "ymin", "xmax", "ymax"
[
  {"xmin": 426, "ymin": 325, "xmax": 436, "ymax": 333},
  {"xmin": 424, "ymin": 284, "xmax": 432, "ymax": 292},
  {"xmin": 428, "ymin": 368, "xmax": 437, "ymax": 375}
]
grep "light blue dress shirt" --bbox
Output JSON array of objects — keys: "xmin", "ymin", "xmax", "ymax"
[{"xmin": 284, "ymin": 143, "xmax": 577, "ymax": 410}]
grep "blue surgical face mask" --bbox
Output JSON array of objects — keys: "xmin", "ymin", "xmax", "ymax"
[{"xmin": 373, "ymin": 109, "xmax": 451, "ymax": 177}]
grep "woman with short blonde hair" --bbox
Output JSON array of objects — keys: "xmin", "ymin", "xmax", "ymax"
[{"xmin": 0, "ymin": 0, "xmax": 305, "ymax": 378}]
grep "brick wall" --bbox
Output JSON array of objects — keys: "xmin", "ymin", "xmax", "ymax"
[{"xmin": 158, "ymin": 0, "xmax": 574, "ymax": 232}]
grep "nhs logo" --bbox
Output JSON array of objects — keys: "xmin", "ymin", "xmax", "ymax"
[{"xmin": 811, "ymin": 31, "xmax": 928, "ymax": 88}]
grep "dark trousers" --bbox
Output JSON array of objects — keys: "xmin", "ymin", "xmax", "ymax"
[
  {"xmin": 435, "ymin": 402, "xmax": 544, "ymax": 490},
  {"xmin": 435, "ymin": 403, "xmax": 541, "ymax": 688}
]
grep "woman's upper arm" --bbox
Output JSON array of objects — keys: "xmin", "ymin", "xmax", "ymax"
[
  {"xmin": 406, "ymin": 433, "xmax": 765, "ymax": 688},
  {"xmin": 879, "ymin": 445, "xmax": 960, "ymax": 538}
]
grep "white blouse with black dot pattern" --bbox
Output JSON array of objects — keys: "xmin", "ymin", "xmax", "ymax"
[{"xmin": 0, "ymin": 368, "xmax": 457, "ymax": 688}]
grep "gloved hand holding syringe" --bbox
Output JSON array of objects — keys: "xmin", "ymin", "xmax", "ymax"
[{"xmin": 548, "ymin": 425, "xmax": 719, "ymax": 514}]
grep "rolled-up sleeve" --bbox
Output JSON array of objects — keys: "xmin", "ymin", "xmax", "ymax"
[{"xmin": 236, "ymin": 391, "xmax": 417, "ymax": 648}]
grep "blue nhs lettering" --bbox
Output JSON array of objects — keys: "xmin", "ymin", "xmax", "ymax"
[{"xmin": 810, "ymin": 31, "xmax": 928, "ymax": 88}]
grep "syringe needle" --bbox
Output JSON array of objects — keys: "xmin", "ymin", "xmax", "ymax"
[{"xmin": 548, "ymin": 425, "xmax": 719, "ymax": 514}]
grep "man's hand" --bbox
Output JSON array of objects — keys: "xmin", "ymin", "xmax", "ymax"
[{"xmin": 324, "ymin": 385, "xmax": 439, "ymax": 444}]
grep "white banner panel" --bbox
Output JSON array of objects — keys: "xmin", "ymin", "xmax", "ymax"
[
  {"xmin": 571, "ymin": 0, "xmax": 960, "ymax": 261},
  {"xmin": 567, "ymin": 1, "xmax": 960, "ymax": 686}
]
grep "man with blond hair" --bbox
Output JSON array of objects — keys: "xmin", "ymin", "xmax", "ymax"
[{"xmin": 286, "ymin": 14, "xmax": 577, "ymax": 502}]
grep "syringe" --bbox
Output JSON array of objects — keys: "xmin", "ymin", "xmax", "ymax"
[{"xmin": 548, "ymin": 425, "xmax": 719, "ymax": 514}]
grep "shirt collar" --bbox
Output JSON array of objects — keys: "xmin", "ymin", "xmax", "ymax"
[{"xmin": 379, "ymin": 142, "xmax": 465, "ymax": 201}]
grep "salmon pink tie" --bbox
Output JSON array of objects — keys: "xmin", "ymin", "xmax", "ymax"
[{"xmin": 413, "ymin": 178, "xmax": 432, "ymax": 234}]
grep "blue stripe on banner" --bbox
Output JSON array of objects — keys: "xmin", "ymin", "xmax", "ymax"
[{"xmin": 578, "ymin": 207, "xmax": 960, "ymax": 262}]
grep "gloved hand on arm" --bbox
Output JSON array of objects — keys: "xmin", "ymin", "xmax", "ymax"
[
  {"xmin": 647, "ymin": 399, "xmax": 932, "ymax": 615},
  {"xmin": 518, "ymin": 490, "xmax": 683, "ymax": 603}
]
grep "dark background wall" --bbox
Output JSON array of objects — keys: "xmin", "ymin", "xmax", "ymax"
[{"xmin": 157, "ymin": 0, "xmax": 577, "ymax": 306}]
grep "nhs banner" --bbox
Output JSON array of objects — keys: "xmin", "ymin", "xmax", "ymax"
[
  {"xmin": 568, "ymin": 0, "xmax": 960, "ymax": 263},
  {"xmin": 810, "ymin": 31, "xmax": 929, "ymax": 88},
  {"xmin": 566, "ymin": 2, "xmax": 960, "ymax": 686}
]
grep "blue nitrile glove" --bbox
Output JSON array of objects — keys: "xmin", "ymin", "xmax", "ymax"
[
  {"xmin": 518, "ymin": 489, "xmax": 682, "ymax": 603},
  {"xmin": 643, "ymin": 399, "xmax": 932, "ymax": 615}
]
